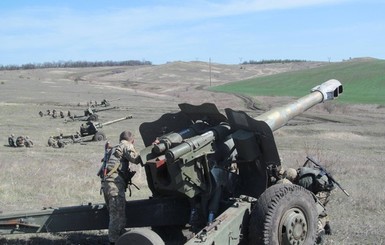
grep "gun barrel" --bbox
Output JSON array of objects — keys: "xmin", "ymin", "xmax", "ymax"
[
  {"xmin": 165, "ymin": 124, "xmax": 231, "ymax": 162},
  {"xmin": 165, "ymin": 131, "xmax": 215, "ymax": 162},
  {"xmin": 94, "ymin": 106, "xmax": 117, "ymax": 113},
  {"xmin": 254, "ymin": 79, "xmax": 343, "ymax": 131},
  {"xmin": 99, "ymin": 115, "xmax": 132, "ymax": 127}
]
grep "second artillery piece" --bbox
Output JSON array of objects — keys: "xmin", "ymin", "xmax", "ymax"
[
  {"xmin": 66, "ymin": 106, "xmax": 118, "ymax": 122},
  {"xmin": 79, "ymin": 115, "xmax": 132, "ymax": 141},
  {"xmin": 49, "ymin": 116, "xmax": 132, "ymax": 147},
  {"xmin": 90, "ymin": 98, "xmax": 121, "ymax": 108}
]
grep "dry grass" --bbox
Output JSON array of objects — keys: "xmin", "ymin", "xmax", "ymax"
[{"xmin": 1, "ymin": 62, "xmax": 385, "ymax": 244}]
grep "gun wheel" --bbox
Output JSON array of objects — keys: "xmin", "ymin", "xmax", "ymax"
[
  {"xmin": 93, "ymin": 131, "xmax": 106, "ymax": 141},
  {"xmin": 116, "ymin": 228, "xmax": 165, "ymax": 245},
  {"xmin": 248, "ymin": 184, "xmax": 318, "ymax": 245}
]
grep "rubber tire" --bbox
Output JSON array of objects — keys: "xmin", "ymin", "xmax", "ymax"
[
  {"xmin": 116, "ymin": 228, "xmax": 165, "ymax": 245},
  {"xmin": 248, "ymin": 184, "xmax": 318, "ymax": 245},
  {"xmin": 93, "ymin": 131, "xmax": 105, "ymax": 141}
]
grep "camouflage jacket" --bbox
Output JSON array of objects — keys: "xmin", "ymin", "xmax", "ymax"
[
  {"xmin": 104, "ymin": 140, "xmax": 140, "ymax": 181},
  {"xmin": 298, "ymin": 167, "xmax": 335, "ymax": 194}
]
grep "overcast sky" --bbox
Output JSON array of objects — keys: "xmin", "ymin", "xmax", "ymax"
[{"xmin": 0, "ymin": 0, "xmax": 384, "ymax": 65}]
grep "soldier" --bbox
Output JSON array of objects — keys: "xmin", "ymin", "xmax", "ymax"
[
  {"xmin": 100, "ymin": 130, "xmax": 142, "ymax": 245},
  {"xmin": 16, "ymin": 136, "xmax": 25, "ymax": 147},
  {"xmin": 52, "ymin": 109, "xmax": 58, "ymax": 118},
  {"xmin": 24, "ymin": 136, "xmax": 34, "ymax": 147},
  {"xmin": 8, "ymin": 134, "xmax": 17, "ymax": 147},
  {"xmin": 48, "ymin": 136, "xmax": 57, "ymax": 147},
  {"xmin": 101, "ymin": 99, "xmax": 110, "ymax": 107},
  {"xmin": 278, "ymin": 164, "xmax": 335, "ymax": 238},
  {"xmin": 67, "ymin": 110, "xmax": 72, "ymax": 117},
  {"xmin": 277, "ymin": 167, "xmax": 298, "ymax": 184},
  {"xmin": 60, "ymin": 111, "xmax": 65, "ymax": 118},
  {"xmin": 57, "ymin": 135, "xmax": 65, "ymax": 148},
  {"xmin": 46, "ymin": 109, "xmax": 51, "ymax": 116},
  {"xmin": 39, "ymin": 111, "xmax": 44, "ymax": 117}
]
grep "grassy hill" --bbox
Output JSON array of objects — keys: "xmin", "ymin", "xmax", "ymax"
[{"xmin": 210, "ymin": 58, "xmax": 385, "ymax": 105}]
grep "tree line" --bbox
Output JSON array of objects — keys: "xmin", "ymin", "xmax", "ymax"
[
  {"xmin": 242, "ymin": 59, "xmax": 307, "ymax": 65},
  {"xmin": 0, "ymin": 60, "xmax": 152, "ymax": 71}
]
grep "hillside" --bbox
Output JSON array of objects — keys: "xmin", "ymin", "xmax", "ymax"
[{"xmin": 210, "ymin": 58, "xmax": 385, "ymax": 105}]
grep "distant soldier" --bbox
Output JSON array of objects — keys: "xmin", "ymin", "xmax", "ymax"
[
  {"xmin": 16, "ymin": 136, "xmax": 25, "ymax": 147},
  {"xmin": 39, "ymin": 111, "xmax": 44, "ymax": 117},
  {"xmin": 57, "ymin": 136, "xmax": 65, "ymax": 148},
  {"xmin": 67, "ymin": 111, "xmax": 72, "ymax": 117},
  {"xmin": 52, "ymin": 109, "xmax": 58, "ymax": 118},
  {"xmin": 24, "ymin": 136, "xmax": 34, "ymax": 147},
  {"xmin": 48, "ymin": 136, "xmax": 57, "ymax": 147},
  {"xmin": 86, "ymin": 107, "xmax": 94, "ymax": 116},
  {"xmin": 60, "ymin": 111, "xmax": 65, "ymax": 118},
  {"xmin": 101, "ymin": 99, "xmax": 110, "ymax": 107},
  {"xmin": 47, "ymin": 109, "xmax": 51, "ymax": 116},
  {"xmin": 8, "ymin": 134, "xmax": 17, "ymax": 147}
]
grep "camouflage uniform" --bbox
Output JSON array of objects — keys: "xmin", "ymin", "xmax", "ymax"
[
  {"xmin": 48, "ymin": 136, "xmax": 57, "ymax": 147},
  {"xmin": 297, "ymin": 167, "xmax": 335, "ymax": 237},
  {"xmin": 24, "ymin": 136, "xmax": 33, "ymax": 147},
  {"xmin": 16, "ymin": 136, "xmax": 25, "ymax": 147},
  {"xmin": 8, "ymin": 134, "xmax": 17, "ymax": 147},
  {"xmin": 101, "ymin": 131, "xmax": 141, "ymax": 244}
]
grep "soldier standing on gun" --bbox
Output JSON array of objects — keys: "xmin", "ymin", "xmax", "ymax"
[{"xmin": 100, "ymin": 130, "xmax": 141, "ymax": 245}]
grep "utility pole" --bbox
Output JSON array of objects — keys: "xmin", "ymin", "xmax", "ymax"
[{"xmin": 209, "ymin": 58, "xmax": 212, "ymax": 87}]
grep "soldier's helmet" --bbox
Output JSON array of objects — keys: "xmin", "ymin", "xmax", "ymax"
[
  {"xmin": 119, "ymin": 130, "xmax": 134, "ymax": 142},
  {"xmin": 284, "ymin": 168, "xmax": 298, "ymax": 182}
]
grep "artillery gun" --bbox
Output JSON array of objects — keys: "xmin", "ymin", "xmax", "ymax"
[
  {"xmin": 65, "ymin": 105, "xmax": 118, "ymax": 123},
  {"xmin": 65, "ymin": 110, "xmax": 101, "ymax": 123},
  {"xmin": 49, "ymin": 116, "xmax": 133, "ymax": 147},
  {"xmin": 0, "ymin": 80, "xmax": 345, "ymax": 245},
  {"xmin": 84, "ymin": 106, "xmax": 118, "ymax": 117},
  {"xmin": 79, "ymin": 115, "xmax": 132, "ymax": 141},
  {"xmin": 48, "ymin": 133, "xmax": 83, "ymax": 148},
  {"xmin": 91, "ymin": 98, "xmax": 121, "ymax": 108}
]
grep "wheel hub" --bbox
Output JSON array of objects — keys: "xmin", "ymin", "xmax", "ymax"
[{"xmin": 281, "ymin": 208, "xmax": 308, "ymax": 245}]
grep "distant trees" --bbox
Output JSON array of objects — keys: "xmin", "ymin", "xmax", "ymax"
[
  {"xmin": 0, "ymin": 60, "xmax": 152, "ymax": 71},
  {"xmin": 242, "ymin": 59, "xmax": 307, "ymax": 65}
]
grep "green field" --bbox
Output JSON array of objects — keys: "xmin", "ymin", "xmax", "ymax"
[{"xmin": 210, "ymin": 58, "xmax": 385, "ymax": 105}]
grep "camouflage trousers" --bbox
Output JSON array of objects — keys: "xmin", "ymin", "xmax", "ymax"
[{"xmin": 102, "ymin": 174, "xmax": 127, "ymax": 243}]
